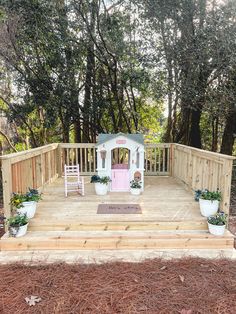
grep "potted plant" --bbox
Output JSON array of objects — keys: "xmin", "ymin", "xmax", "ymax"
[
  {"xmin": 10, "ymin": 188, "xmax": 41, "ymax": 219},
  {"xmin": 91, "ymin": 175, "xmax": 111, "ymax": 195},
  {"xmin": 198, "ymin": 189, "xmax": 221, "ymax": 217},
  {"xmin": 130, "ymin": 180, "xmax": 142, "ymax": 195},
  {"xmin": 7, "ymin": 214, "xmax": 29, "ymax": 237},
  {"xmin": 207, "ymin": 212, "xmax": 227, "ymax": 236}
]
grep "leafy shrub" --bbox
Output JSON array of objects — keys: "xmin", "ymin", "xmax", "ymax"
[
  {"xmin": 10, "ymin": 188, "xmax": 41, "ymax": 209},
  {"xmin": 90, "ymin": 175, "xmax": 111, "ymax": 185},
  {"xmin": 7, "ymin": 214, "xmax": 29, "ymax": 227},
  {"xmin": 207, "ymin": 212, "xmax": 227, "ymax": 226},
  {"xmin": 195, "ymin": 189, "xmax": 221, "ymax": 202},
  {"xmin": 130, "ymin": 180, "xmax": 142, "ymax": 189}
]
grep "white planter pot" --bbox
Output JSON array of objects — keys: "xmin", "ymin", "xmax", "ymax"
[
  {"xmin": 208, "ymin": 222, "xmax": 226, "ymax": 236},
  {"xmin": 199, "ymin": 199, "xmax": 219, "ymax": 217},
  {"xmin": 95, "ymin": 183, "xmax": 108, "ymax": 195},
  {"xmin": 17, "ymin": 201, "xmax": 37, "ymax": 219},
  {"xmin": 9, "ymin": 223, "xmax": 28, "ymax": 237},
  {"xmin": 130, "ymin": 188, "xmax": 141, "ymax": 195}
]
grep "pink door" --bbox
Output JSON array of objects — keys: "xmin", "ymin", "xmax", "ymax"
[{"xmin": 111, "ymin": 170, "xmax": 130, "ymax": 191}]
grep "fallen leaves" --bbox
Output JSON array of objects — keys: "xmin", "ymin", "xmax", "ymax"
[
  {"xmin": 179, "ymin": 275, "xmax": 185, "ymax": 283},
  {"xmin": 25, "ymin": 295, "xmax": 42, "ymax": 306},
  {"xmin": 160, "ymin": 265, "xmax": 167, "ymax": 270}
]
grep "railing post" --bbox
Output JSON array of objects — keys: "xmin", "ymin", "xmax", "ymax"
[
  {"xmin": 40, "ymin": 152, "xmax": 45, "ymax": 186},
  {"xmin": 170, "ymin": 143, "xmax": 175, "ymax": 177},
  {"xmin": 1, "ymin": 158, "xmax": 12, "ymax": 222},
  {"xmin": 221, "ymin": 159, "xmax": 233, "ymax": 216},
  {"xmin": 57, "ymin": 144, "xmax": 62, "ymax": 177}
]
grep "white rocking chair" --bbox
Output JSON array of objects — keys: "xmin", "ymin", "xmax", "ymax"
[{"xmin": 64, "ymin": 164, "xmax": 85, "ymax": 197}]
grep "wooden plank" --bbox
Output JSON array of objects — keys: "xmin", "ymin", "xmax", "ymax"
[
  {"xmin": 89, "ymin": 148, "xmax": 92, "ymax": 173},
  {"xmin": 1, "ymin": 159, "xmax": 12, "ymax": 222},
  {"xmin": 28, "ymin": 220, "xmax": 208, "ymax": 232},
  {"xmin": 92, "ymin": 148, "xmax": 97, "ymax": 172},
  {"xmin": 80, "ymin": 148, "xmax": 83, "ymax": 172},
  {"xmin": 0, "ymin": 143, "xmax": 58, "ymax": 164},
  {"xmin": 221, "ymin": 159, "xmax": 233, "ymax": 214},
  {"xmin": 174, "ymin": 143, "xmax": 235, "ymax": 161},
  {"xmin": 1, "ymin": 230, "xmax": 234, "ymax": 251}
]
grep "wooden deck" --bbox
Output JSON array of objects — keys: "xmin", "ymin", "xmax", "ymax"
[{"xmin": 0, "ymin": 176, "xmax": 234, "ymax": 251}]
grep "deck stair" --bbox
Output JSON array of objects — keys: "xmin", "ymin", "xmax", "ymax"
[
  {"xmin": 1, "ymin": 176, "xmax": 235, "ymax": 252},
  {"xmin": 0, "ymin": 224, "xmax": 234, "ymax": 251}
]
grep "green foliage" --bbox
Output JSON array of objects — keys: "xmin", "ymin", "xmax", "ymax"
[
  {"xmin": 10, "ymin": 188, "xmax": 41, "ymax": 209},
  {"xmin": 7, "ymin": 214, "xmax": 29, "ymax": 227},
  {"xmin": 207, "ymin": 212, "xmax": 227, "ymax": 226},
  {"xmin": 90, "ymin": 175, "xmax": 111, "ymax": 185},
  {"xmin": 199, "ymin": 190, "xmax": 222, "ymax": 202},
  {"xmin": 130, "ymin": 180, "xmax": 142, "ymax": 189},
  {"xmin": 0, "ymin": 0, "xmax": 236, "ymax": 152},
  {"xmin": 90, "ymin": 175, "xmax": 101, "ymax": 183}
]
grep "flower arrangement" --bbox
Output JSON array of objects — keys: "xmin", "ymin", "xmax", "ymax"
[
  {"xmin": 195, "ymin": 189, "xmax": 221, "ymax": 202},
  {"xmin": 130, "ymin": 180, "xmax": 142, "ymax": 189},
  {"xmin": 90, "ymin": 175, "xmax": 111, "ymax": 185},
  {"xmin": 7, "ymin": 214, "xmax": 29, "ymax": 228},
  {"xmin": 207, "ymin": 212, "xmax": 227, "ymax": 226},
  {"xmin": 10, "ymin": 188, "xmax": 42, "ymax": 209}
]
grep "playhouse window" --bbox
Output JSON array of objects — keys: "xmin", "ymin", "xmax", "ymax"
[
  {"xmin": 136, "ymin": 151, "xmax": 140, "ymax": 168},
  {"xmin": 111, "ymin": 148, "xmax": 130, "ymax": 169}
]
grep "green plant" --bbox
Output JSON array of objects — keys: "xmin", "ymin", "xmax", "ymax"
[
  {"xmin": 130, "ymin": 180, "xmax": 142, "ymax": 189},
  {"xmin": 207, "ymin": 212, "xmax": 227, "ymax": 226},
  {"xmin": 7, "ymin": 214, "xmax": 29, "ymax": 227},
  {"xmin": 99, "ymin": 176, "xmax": 111, "ymax": 185},
  {"xmin": 10, "ymin": 188, "xmax": 41, "ymax": 209},
  {"xmin": 24, "ymin": 188, "xmax": 41, "ymax": 202},
  {"xmin": 90, "ymin": 175, "xmax": 101, "ymax": 183},
  {"xmin": 10, "ymin": 193, "xmax": 26, "ymax": 209},
  {"xmin": 90, "ymin": 175, "xmax": 111, "ymax": 185},
  {"xmin": 199, "ymin": 189, "xmax": 221, "ymax": 201}
]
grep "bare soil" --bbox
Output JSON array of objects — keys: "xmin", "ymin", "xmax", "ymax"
[{"xmin": 1, "ymin": 258, "xmax": 236, "ymax": 314}]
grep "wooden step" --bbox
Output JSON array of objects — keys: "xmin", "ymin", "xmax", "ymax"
[
  {"xmin": 0, "ymin": 230, "xmax": 234, "ymax": 251},
  {"xmin": 28, "ymin": 220, "xmax": 208, "ymax": 232}
]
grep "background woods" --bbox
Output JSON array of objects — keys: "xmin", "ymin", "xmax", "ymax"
[{"xmin": 0, "ymin": 0, "xmax": 235, "ymax": 156}]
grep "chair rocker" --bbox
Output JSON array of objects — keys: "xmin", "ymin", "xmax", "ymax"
[{"xmin": 64, "ymin": 164, "xmax": 84, "ymax": 197}]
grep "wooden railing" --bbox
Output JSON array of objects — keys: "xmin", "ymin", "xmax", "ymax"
[
  {"xmin": 172, "ymin": 144, "xmax": 236, "ymax": 214},
  {"xmin": 0, "ymin": 143, "xmax": 60, "ymax": 218},
  {"xmin": 144, "ymin": 144, "xmax": 170, "ymax": 175},
  {"xmin": 233, "ymin": 159, "xmax": 236, "ymax": 181},
  {"xmin": 59, "ymin": 143, "xmax": 97, "ymax": 175},
  {"xmin": 1, "ymin": 142, "xmax": 235, "ymax": 218},
  {"xmin": 58, "ymin": 143, "xmax": 171, "ymax": 176}
]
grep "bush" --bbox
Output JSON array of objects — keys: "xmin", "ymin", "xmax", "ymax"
[
  {"xmin": 90, "ymin": 175, "xmax": 111, "ymax": 185},
  {"xmin": 130, "ymin": 180, "xmax": 142, "ymax": 189},
  {"xmin": 7, "ymin": 214, "xmax": 29, "ymax": 227},
  {"xmin": 195, "ymin": 189, "xmax": 221, "ymax": 202},
  {"xmin": 207, "ymin": 212, "xmax": 227, "ymax": 226},
  {"xmin": 10, "ymin": 188, "xmax": 41, "ymax": 209}
]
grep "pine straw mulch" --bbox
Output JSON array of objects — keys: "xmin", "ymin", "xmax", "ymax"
[
  {"xmin": 230, "ymin": 180, "xmax": 236, "ymax": 216},
  {"xmin": 1, "ymin": 258, "xmax": 236, "ymax": 314}
]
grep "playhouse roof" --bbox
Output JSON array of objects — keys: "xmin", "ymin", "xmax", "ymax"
[{"xmin": 96, "ymin": 133, "xmax": 144, "ymax": 146}]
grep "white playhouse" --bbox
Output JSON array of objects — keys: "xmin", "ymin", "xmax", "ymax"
[{"xmin": 96, "ymin": 133, "xmax": 145, "ymax": 192}]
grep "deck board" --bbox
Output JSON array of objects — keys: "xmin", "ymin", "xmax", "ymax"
[
  {"xmin": 2, "ymin": 176, "xmax": 234, "ymax": 252},
  {"xmin": 33, "ymin": 176, "xmax": 203, "ymax": 225}
]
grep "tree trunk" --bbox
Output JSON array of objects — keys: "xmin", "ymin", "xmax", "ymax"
[
  {"xmin": 74, "ymin": 121, "xmax": 81, "ymax": 143},
  {"xmin": 220, "ymin": 109, "xmax": 236, "ymax": 155},
  {"xmin": 211, "ymin": 116, "xmax": 219, "ymax": 152},
  {"xmin": 82, "ymin": 0, "xmax": 96, "ymax": 143},
  {"xmin": 189, "ymin": 108, "xmax": 202, "ymax": 148}
]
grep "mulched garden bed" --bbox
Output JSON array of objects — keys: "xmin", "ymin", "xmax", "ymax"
[
  {"xmin": 1, "ymin": 258, "xmax": 236, "ymax": 313},
  {"xmin": 230, "ymin": 180, "xmax": 236, "ymax": 215}
]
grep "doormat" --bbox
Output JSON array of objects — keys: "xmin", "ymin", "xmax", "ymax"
[{"xmin": 97, "ymin": 204, "xmax": 142, "ymax": 214}]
